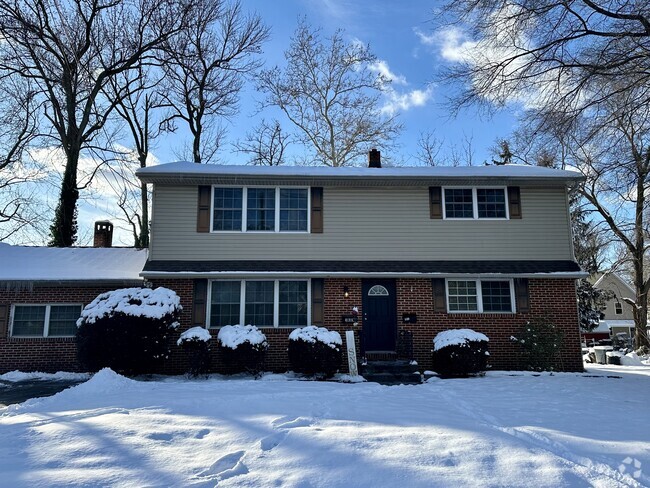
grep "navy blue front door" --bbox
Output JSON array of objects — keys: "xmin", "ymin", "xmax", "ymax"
[{"xmin": 362, "ymin": 280, "xmax": 397, "ymax": 351}]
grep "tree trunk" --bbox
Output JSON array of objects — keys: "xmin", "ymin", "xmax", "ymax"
[
  {"xmin": 49, "ymin": 147, "xmax": 80, "ymax": 247},
  {"xmin": 139, "ymin": 180, "xmax": 149, "ymax": 248},
  {"xmin": 634, "ymin": 259, "xmax": 650, "ymax": 348}
]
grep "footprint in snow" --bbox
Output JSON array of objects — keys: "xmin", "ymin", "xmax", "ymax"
[
  {"xmin": 273, "ymin": 416, "xmax": 314, "ymax": 430},
  {"xmin": 195, "ymin": 428, "xmax": 211, "ymax": 439},
  {"xmin": 194, "ymin": 450, "xmax": 248, "ymax": 483},
  {"xmin": 147, "ymin": 432, "xmax": 174, "ymax": 441},
  {"xmin": 260, "ymin": 431, "xmax": 288, "ymax": 452}
]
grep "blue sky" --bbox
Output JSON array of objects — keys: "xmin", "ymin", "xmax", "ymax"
[
  {"xmin": 152, "ymin": 0, "xmax": 518, "ymax": 167},
  {"xmin": 29, "ymin": 0, "xmax": 522, "ymax": 246}
]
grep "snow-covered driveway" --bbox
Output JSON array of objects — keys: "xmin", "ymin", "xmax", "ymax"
[{"xmin": 0, "ymin": 366, "xmax": 648, "ymax": 487}]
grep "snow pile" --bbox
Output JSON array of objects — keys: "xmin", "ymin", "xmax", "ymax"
[
  {"xmin": 217, "ymin": 325, "xmax": 267, "ymax": 350},
  {"xmin": 0, "ymin": 371, "xmax": 91, "ymax": 382},
  {"xmin": 605, "ymin": 351, "xmax": 623, "ymax": 358},
  {"xmin": 621, "ymin": 352, "xmax": 644, "ymax": 366},
  {"xmin": 177, "ymin": 327, "xmax": 212, "ymax": 346},
  {"xmin": 75, "ymin": 368, "xmax": 135, "ymax": 394},
  {"xmin": 77, "ymin": 287, "xmax": 182, "ymax": 326},
  {"xmin": 289, "ymin": 326, "xmax": 342, "ymax": 349},
  {"xmin": 433, "ymin": 329, "xmax": 489, "ymax": 351}
]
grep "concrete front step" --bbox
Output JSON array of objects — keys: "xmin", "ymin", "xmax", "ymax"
[{"xmin": 361, "ymin": 359, "xmax": 422, "ymax": 385}]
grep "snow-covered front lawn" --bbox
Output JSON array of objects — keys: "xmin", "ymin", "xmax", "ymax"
[{"xmin": 1, "ymin": 365, "xmax": 649, "ymax": 487}]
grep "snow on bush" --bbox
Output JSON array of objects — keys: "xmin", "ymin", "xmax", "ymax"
[
  {"xmin": 217, "ymin": 325, "xmax": 268, "ymax": 374},
  {"xmin": 289, "ymin": 326, "xmax": 342, "ymax": 349},
  {"xmin": 432, "ymin": 328, "xmax": 489, "ymax": 378},
  {"xmin": 77, "ymin": 287, "xmax": 182, "ymax": 326},
  {"xmin": 217, "ymin": 325, "xmax": 268, "ymax": 350},
  {"xmin": 288, "ymin": 326, "xmax": 343, "ymax": 378},
  {"xmin": 433, "ymin": 329, "xmax": 489, "ymax": 351},
  {"xmin": 177, "ymin": 327, "xmax": 212, "ymax": 346},
  {"xmin": 178, "ymin": 327, "xmax": 212, "ymax": 378},
  {"xmin": 76, "ymin": 287, "xmax": 182, "ymax": 375}
]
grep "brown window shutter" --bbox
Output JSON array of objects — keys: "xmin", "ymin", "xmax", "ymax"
[
  {"xmin": 508, "ymin": 186, "xmax": 522, "ymax": 219},
  {"xmin": 311, "ymin": 278, "xmax": 324, "ymax": 326},
  {"xmin": 429, "ymin": 187, "xmax": 442, "ymax": 219},
  {"xmin": 514, "ymin": 278, "xmax": 530, "ymax": 313},
  {"xmin": 0, "ymin": 304, "xmax": 7, "ymax": 337},
  {"xmin": 193, "ymin": 279, "xmax": 208, "ymax": 326},
  {"xmin": 431, "ymin": 278, "xmax": 447, "ymax": 312},
  {"xmin": 311, "ymin": 187, "xmax": 323, "ymax": 233},
  {"xmin": 197, "ymin": 186, "xmax": 211, "ymax": 232}
]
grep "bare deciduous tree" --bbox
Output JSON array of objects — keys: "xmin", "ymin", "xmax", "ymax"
[
  {"xmin": 104, "ymin": 66, "xmax": 163, "ymax": 248},
  {"xmin": 159, "ymin": 0, "xmax": 268, "ymax": 164},
  {"xmin": 233, "ymin": 119, "xmax": 291, "ymax": 166},
  {"xmin": 0, "ymin": 0, "xmax": 193, "ymax": 246},
  {"xmin": 439, "ymin": 0, "xmax": 650, "ymax": 128},
  {"xmin": 258, "ymin": 21, "xmax": 401, "ymax": 167},
  {"xmin": 415, "ymin": 130, "xmax": 444, "ymax": 166}
]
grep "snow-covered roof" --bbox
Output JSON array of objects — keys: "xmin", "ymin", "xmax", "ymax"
[
  {"xmin": 137, "ymin": 161, "xmax": 584, "ymax": 186},
  {"xmin": 0, "ymin": 244, "xmax": 147, "ymax": 282}
]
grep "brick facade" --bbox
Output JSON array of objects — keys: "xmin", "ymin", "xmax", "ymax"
[
  {"xmin": 0, "ymin": 276, "xmax": 583, "ymax": 374},
  {"xmin": 0, "ymin": 285, "xmax": 120, "ymax": 373}
]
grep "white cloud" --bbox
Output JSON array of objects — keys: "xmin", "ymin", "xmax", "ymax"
[
  {"xmin": 369, "ymin": 60, "xmax": 407, "ymax": 85},
  {"xmin": 381, "ymin": 85, "xmax": 434, "ymax": 116}
]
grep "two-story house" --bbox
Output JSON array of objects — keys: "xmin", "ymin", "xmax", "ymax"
[
  {"xmin": 137, "ymin": 151, "xmax": 586, "ymax": 372},
  {"xmin": 584, "ymin": 272, "xmax": 636, "ymax": 343}
]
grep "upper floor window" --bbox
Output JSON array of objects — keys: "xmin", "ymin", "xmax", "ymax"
[
  {"xmin": 615, "ymin": 302, "xmax": 623, "ymax": 315},
  {"xmin": 443, "ymin": 187, "xmax": 508, "ymax": 219},
  {"xmin": 11, "ymin": 304, "xmax": 81, "ymax": 337},
  {"xmin": 446, "ymin": 279, "xmax": 514, "ymax": 313},
  {"xmin": 212, "ymin": 187, "xmax": 309, "ymax": 233}
]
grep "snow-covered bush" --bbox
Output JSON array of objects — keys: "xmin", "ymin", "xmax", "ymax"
[
  {"xmin": 510, "ymin": 317, "xmax": 564, "ymax": 372},
  {"xmin": 288, "ymin": 326, "xmax": 342, "ymax": 378},
  {"xmin": 177, "ymin": 327, "xmax": 212, "ymax": 378},
  {"xmin": 217, "ymin": 325, "xmax": 268, "ymax": 374},
  {"xmin": 431, "ymin": 329, "xmax": 490, "ymax": 378},
  {"xmin": 76, "ymin": 287, "xmax": 182, "ymax": 375}
]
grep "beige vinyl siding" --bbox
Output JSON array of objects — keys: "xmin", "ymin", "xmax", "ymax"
[
  {"xmin": 150, "ymin": 185, "xmax": 573, "ymax": 261},
  {"xmin": 595, "ymin": 274, "xmax": 636, "ymax": 321}
]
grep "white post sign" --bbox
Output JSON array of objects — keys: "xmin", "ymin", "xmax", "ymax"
[{"xmin": 346, "ymin": 330, "xmax": 359, "ymax": 377}]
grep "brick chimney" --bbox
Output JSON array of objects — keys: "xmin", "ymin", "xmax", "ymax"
[
  {"xmin": 368, "ymin": 148, "xmax": 381, "ymax": 168},
  {"xmin": 93, "ymin": 220, "xmax": 114, "ymax": 248}
]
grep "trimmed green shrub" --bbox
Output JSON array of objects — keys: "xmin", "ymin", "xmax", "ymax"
[
  {"xmin": 288, "ymin": 326, "xmax": 342, "ymax": 378},
  {"xmin": 432, "ymin": 329, "xmax": 490, "ymax": 378},
  {"xmin": 217, "ymin": 325, "xmax": 268, "ymax": 374},
  {"xmin": 510, "ymin": 317, "xmax": 564, "ymax": 371},
  {"xmin": 76, "ymin": 287, "xmax": 182, "ymax": 375},
  {"xmin": 177, "ymin": 327, "xmax": 212, "ymax": 377}
]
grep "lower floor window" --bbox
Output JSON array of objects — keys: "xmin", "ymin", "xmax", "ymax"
[
  {"xmin": 11, "ymin": 304, "xmax": 82, "ymax": 337},
  {"xmin": 447, "ymin": 279, "xmax": 514, "ymax": 313},
  {"xmin": 209, "ymin": 279, "xmax": 309, "ymax": 328}
]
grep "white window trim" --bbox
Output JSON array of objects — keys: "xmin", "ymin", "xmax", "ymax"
[
  {"xmin": 206, "ymin": 278, "xmax": 311, "ymax": 328},
  {"xmin": 210, "ymin": 185, "xmax": 311, "ymax": 234},
  {"xmin": 442, "ymin": 186, "xmax": 510, "ymax": 220},
  {"xmin": 445, "ymin": 279, "xmax": 516, "ymax": 314},
  {"xmin": 10, "ymin": 303, "xmax": 83, "ymax": 338}
]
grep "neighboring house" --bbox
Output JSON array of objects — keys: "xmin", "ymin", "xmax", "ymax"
[
  {"xmin": 0, "ymin": 222, "xmax": 148, "ymax": 373},
  {"xmin": 136, "ymin": 151, "xmax": 586, "ymax": 372},
  {"xmin": 585, "ymin": 272, "xmax": 636, "ymax": 343}
]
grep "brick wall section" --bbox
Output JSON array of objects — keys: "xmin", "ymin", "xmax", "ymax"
[
  {"xmin": 395, "ymin": 278, "xmax": 583, "ymax": 372},
  {"xmin": 149, "ymin": 278, "xmax": 364, "ymax": 374},
  {"xmin": 0, "ymin": 277, "xmax": 582, "ymax": 374},
  {"xmin": 0, "ymin": 285, "xmax": 119, "ymax": 373}
]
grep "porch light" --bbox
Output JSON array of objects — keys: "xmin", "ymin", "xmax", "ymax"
[{"xmin": 343, "ymin": 286, "xmax": 350, "ymax": 299}]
